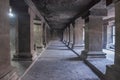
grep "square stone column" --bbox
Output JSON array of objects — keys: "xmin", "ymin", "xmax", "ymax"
[
  {"xmin": 71, "ymin": 23, "xmax": 75, "ymax": 49},
  {"xmin": 81, "ymin": 16, "xmax": 106, "ymax": 59},
  {"xmin": 63, "ymin": 30, "xmax": 65, "ymax": 42},
  {"xmin": 74, "ymin": 18, "xmax": 84, "ymax": 47},
  {"xmin": 63, "ymin": 29, "xmax": 66, "ymax": 42},
  {"xmin": 46, "ymin": 27, "xmax": 50, "ymax": 43},
  {"xmin": 43, "ymin": 23, "xmax": 47, "ymax": 47},
  {"xmin": 63, "ymin": 29, "xmax": 68, "ymax": 43},
  {"xmin": 66, "ymin": 27, "xmax": 70, "ymax": 45},
  {"xmin": 68, "ymin": 24, "xmax": 73, "ymax": 47},
  {"xmin": 0, "ymin": 0, "xmax": 18, "ymax": 79},
  {"xmin": 13, "ymin": 9, "xmax": 33, "ymax": 61},
  {"xmin": 105, "ymin": 1, "xmax": 120, "ymax": 80},
  {"xmin": 33, "ymin": 20, "xmax": 44, "ymax": 49}
]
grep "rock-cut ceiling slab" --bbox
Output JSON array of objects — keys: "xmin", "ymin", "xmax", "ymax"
[{"xmin": 32, "ymin": 0, "xmax": 100, "ymax": 29}]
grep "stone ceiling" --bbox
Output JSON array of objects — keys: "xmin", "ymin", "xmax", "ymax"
[{"xmin": 32, "ymin": 0, "xmax": 100, "ymax": 29}]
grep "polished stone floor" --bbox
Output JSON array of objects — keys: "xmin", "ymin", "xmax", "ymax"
[{"xmin": 21, "ymin": 41, "xmax": 100, "ymax": 80}]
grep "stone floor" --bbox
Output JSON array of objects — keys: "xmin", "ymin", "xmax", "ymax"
[
  {"xmin": 21, "ymin": 41, "xmax": 100, "ymax": 80},
  {"xmin": 71, "ymin": 45, "xmax": 115, "ymax": 73},
  {"xmin": 10, "ymin": 49, "xmax": 43, "ymax": 76},
  {"xmin": 72, "ymin": 46, "xmax": 114, "ymax": 61},
  {"xmin": 73, "ymin": 46, "xmax": 84, "ymax": 55},
  {"xmin": 86, "ymin": 58, "xmax": 114, "ymax": 74}
]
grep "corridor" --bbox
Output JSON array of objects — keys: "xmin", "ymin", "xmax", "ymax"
[
  {"xmin": 1, "ymin": 0, "xmax": 120, "ymax": 80},
  {"xmin": 21, "ymin": 41, "xmax": 99, "ymax": 80}
]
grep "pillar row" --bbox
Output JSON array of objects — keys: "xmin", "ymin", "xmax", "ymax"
[{"xmin": 81, "ymin": 15, "xmax": 106, "ymax": 59}]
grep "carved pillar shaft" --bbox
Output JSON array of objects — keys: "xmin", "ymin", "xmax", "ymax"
[{"xmin": 81, "ymin": 16, "xmax": 106, "ymax": 59}]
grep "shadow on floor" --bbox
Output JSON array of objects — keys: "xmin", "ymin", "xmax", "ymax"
[{"xmin": 65, "ymin": 57, "xmax": 82, "ymax": 61}]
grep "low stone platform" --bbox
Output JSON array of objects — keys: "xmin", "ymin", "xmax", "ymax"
[
  {"xmin": 85, "ymin": 58, "xmax": 114, "ymax": 80},
  {"xmin": 21, "ymin": 41, "xmax": 100, "ymax": 80}
]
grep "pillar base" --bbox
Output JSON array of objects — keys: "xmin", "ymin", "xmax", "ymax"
[
  {"xmin": 68, "ymin": 42, "xmax": 73, "ymax": 48},
  {"xmin": 12, "ymin": 53, "xmax": 32, "ymax": 61},
  {"xmin": 81, "ymin": 50, "xmax": 106, "ymax": 60},
  {"xmin": 0, "ymin": 66, "xmax": 18, "ymax": 80},
  {"xmin": 105, "ymin": 65, "xmax": 120, "ymax": 80},
  {"xmin": 36, "ymin": 45, "xmax": 44, "ymax": 49}
]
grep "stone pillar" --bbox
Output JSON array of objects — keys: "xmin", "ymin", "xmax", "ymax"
[
  {"xmin": 40, "ymin": 22, "xmax": 44, "ymax": 48},
  {"xmin": 69, "ymin": 24, "xmax": 73, "ymax": 48},
  {"xmin": 64, "ymin": 29, "xmax": 67, "ymax": 43},
  {"xmin": 43, "ymin": 23, "xmax": 47, "ymax": 47},
  {"xmin": 63, "ymin": 29, "xmax": 66, "ymax": 42},
  {"xmin": 61, "ymin": 30, "xmax": 64, "ymax": 41},
  {"xmin": 34, "ymin": 19, "xmax": 44, "ymax": 48},
  {"xmin": 46, "ymin": 27, "xmax": 49, "ymax": 43},
  {"xmin": 66, "ymin": 27, "xmax": 69, "ymax": 45},
  {"xmin": 103, "ymin": 22, "xmax": 108, "ymax": 49},
  {"xmin": 0, "ymin": 0, "xmax": 18, "ymax": 79},
  {"xmin": 71, "ymin": 22, "xmax": 75, "ymax": 49},
  {"xmin": 105, "ymin": 1, "xmax": 120, "ymax": 80},
  {"xmin": 74, "ymin": 18, "xmax": 84, "ymax": 47},
  {"xmin": 13, "ymin": 7, "xmax": 33, "ymax": 61},
  {"xmin": 29, "ymin": 8, "xmax": 36, "ymax": 60},
  {"xmin": 68, "ymin": 26, "xmax": 71, "ymax": 46},
  {"xmin": 81, "ymin": 16, "xmax": 106, "ymax": 59}
]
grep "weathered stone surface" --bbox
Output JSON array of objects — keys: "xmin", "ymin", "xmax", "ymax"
[
  {"xmin": 74, "ymin": 18, "xmax": 84, "ymax": 46},
  {"xmin": 81, "ymin": 16, "xmax": 106, "ymax": 59},
  {"xmin": 21, "ymin": 41, "xmax": 100, "ymax": 80},
  {"xmin": 33, "ymin": 20, "xmax": 43, "ymax": 48},
  {"xmin": 32, "ymin": 0, "xmax": 100, "ymax": 29},
  {"xmin": 12, "ymin": 12, "xmax": 33, "ymax": 61}
]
